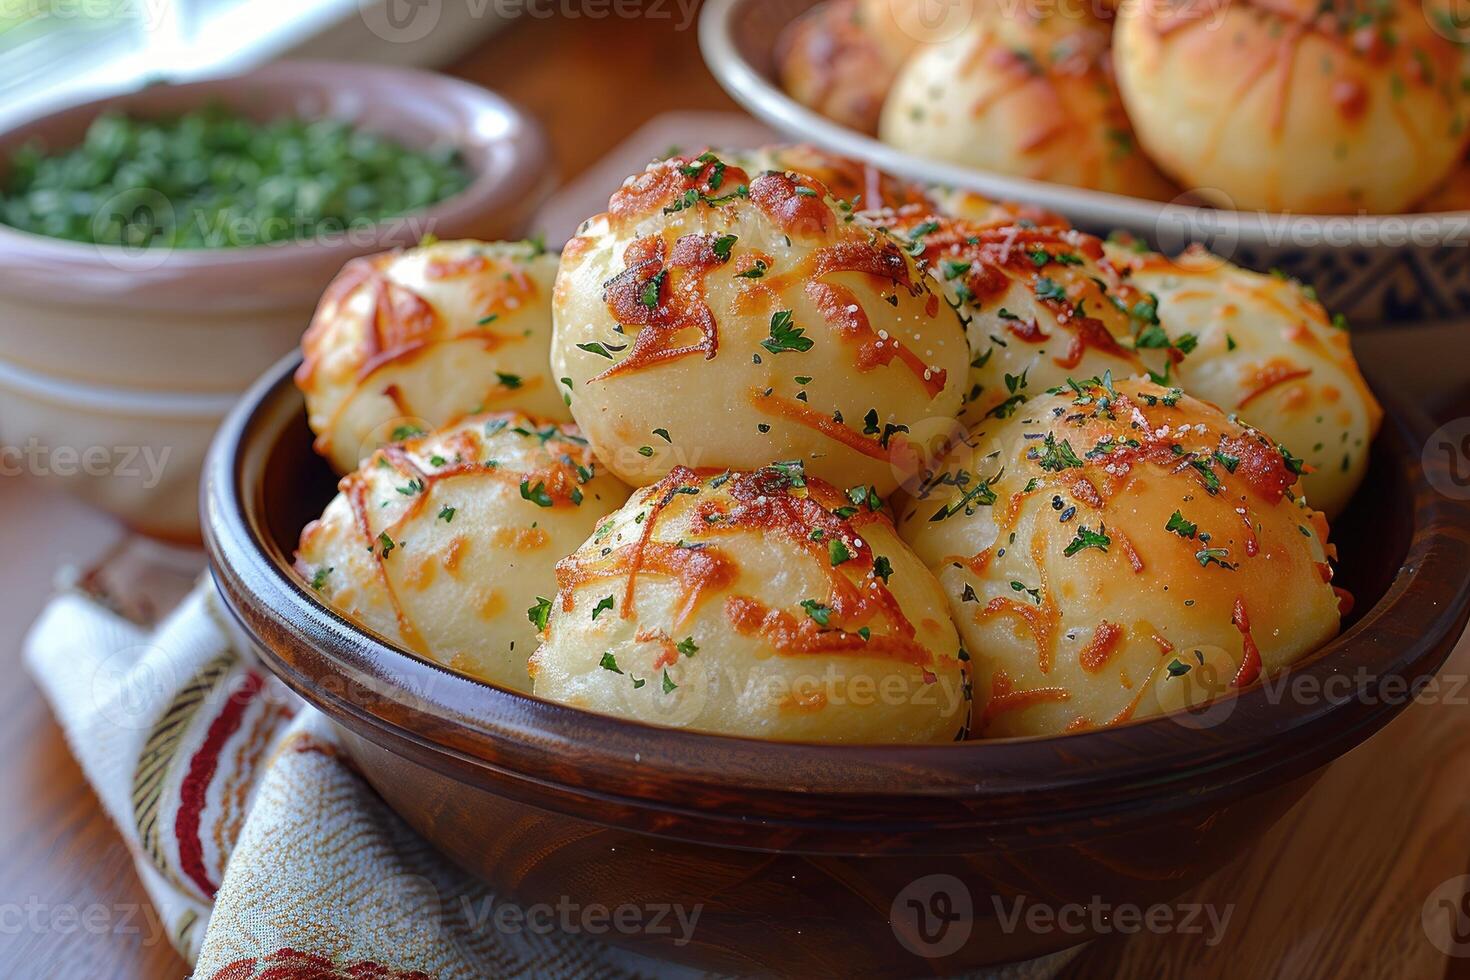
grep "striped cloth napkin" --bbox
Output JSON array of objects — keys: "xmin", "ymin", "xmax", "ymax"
[
  {"xmin": 24, "ymin": 577, "xmax": 688, "ymax": 979},
  {"xmin": 24, "ymin": 559, "xmax": 1078, "ymax": 979}
]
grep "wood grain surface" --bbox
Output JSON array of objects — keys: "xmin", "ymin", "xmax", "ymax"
[{"xmin": 1, "ymin": 9, "xmax": 1467, "ymax": 979}]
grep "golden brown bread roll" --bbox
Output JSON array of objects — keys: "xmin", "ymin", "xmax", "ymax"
[
  {"xmin": 878, "ymin": 209, "xmax": 1172, "ymax": 427},
  {"xmin": 897, "ymin": 377, "xmax": 1343, "ymax": 737},
  {"xmin": 530, "ymin": 463, "xmax": 971, "ymax": 742},
  {"xmin": 551, "ymin": 153, "xmax": 968, "ymax": 495},
  {"xmin": 880, "ymin": 9, "xmax": 1177, "ymax": 198},
  {"xmin": 1105, "ymin": 245, "xmax": 1382, "ymax": 517},
  {"xmin": 727, "ymin": 144, "xmax": 933, "ymax": 211},
  {"xmin": 295, "ymin": 412, "xmax": 631, "ymax": 690},
  {"xmin": 1113, "ymin": 0, "xmax": 1470, "ymax": 213},
  {"xmin": 776, "ymin": 0, "xmax": 901, "ymax": 135},
  {"xmin": 1416, "ymin": 155, "xmax": 1470, "ymax": 211},
  {"xmin": 297, "ymin": 239, "xmax": 571, "ymax": 474}
]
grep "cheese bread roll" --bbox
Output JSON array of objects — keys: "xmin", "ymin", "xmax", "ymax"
[
  {"xmin": 1113, "ymin": 0, "xmax": 1470, "ymax": 213},
  {"xmin": 298, "ymin": 239, "xmax": 571, "ymax": 474},
  {"xmin": 776, "ymin": 0, "xmax": 902, "ymax": 135},
  {"xmin": 926, "ymin": 187, "xmax": 1070, "ymax": 231},
  {"xmin": 295, "ymin": 413, "xmax": 631, "ymax": 691},
  {"xmin": 727, "ymin": 144, "xmax": 932, "ymax": 212},
  {"xmin": 1417, "ymin": 156, "xmax": 1470, "ymax": 211},
  {"xmin": 881, "ymin": 210, "xmax": 1173, "ymax": 427},
  {"xmin": 530, "ymin": 463, "xmax": 972, "ymax": 742},
  {"xmin": 1106, "ymin": 245, "xmax": 1382, "ymax": 517},
  {"xmin": 880, "ymin": 11, "xmax": 1177, "ymax": 199},
  {"xmin": 897, "ymin": 377, "xmax": 1342, "ymax": 737},
  {"xmin": 552, "ymin": 153, "xmax": 968, "ymax": 494}
]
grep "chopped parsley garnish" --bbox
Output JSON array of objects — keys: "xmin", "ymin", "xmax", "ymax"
[
  {"xmin": 872, "ymin": 555, "xmax": 893, "ymax": 582},
  {"xmin": 1034, "ymin": 276, "xmax": 1067, "ymax": 303},
  {"xmin": 637, "ymin": 446, "xmax": 654, "ymax": 457},
  {"xmin": 599, "ymin": 652, "xmax": 622, "ymax": 674},
  {"xmin": 520, "ymin": 479, "xmax": 555, "ymax": 507},
  {"xmin": 928, "ymin": 471, "xmax": 1001, "ymax": 521},
  {"xmin": 677, "ymin": 636, "xmax": 699, "ymax": 657},
  {"xmin": 638, "ymin": 271, "xmax": 664, "ymax": 309},
  {"xmin": 1280, "ymin": 444, "xmax": 1307, "ymax": 475},
  {"xmin": 1195, "ymin": 547, "xmax": 1237, "ymax": 570},
  {"xmin": 762, "ymin": 310, "xmax": 813, "ymax": 354},
  {"xmin": 1063, "ymin": 524, "xmax": 1110, "ymax": 557},
  {"xmin": 1165, "ymin": 510, "xmax": 1197, "ymax": 539},
  {"xmin": 309, "ymin": 566, "xmax": 333, "ymax": 591},
  {"xmin": 846, "ymin": 484, "xmax": 883, "ymax": 511},
  {"xmin": 661, "ymin": 669, "xmax": 678, "ymax": 694},
  {"xmin": 375, "ymin": 532, "xmax": 396, "ymax": 558},
  {"xmin": 396, "ymin": 477, "xmax": 424, "ymax": 496},
  {"xmin": 662, "ymin": 188, "xmax": 699, "ymax": 213},
  {"xmin": 591, "ymin": 595, "xmax": 615, "ymax": 620},
  {"xmin": 1135, "ymin": 324, "xmax": 1171, "ymax": 349},
  {"xmin": 576, "ymin": 341, "xmax": 622, "ymax": 359},
  {"xmin": 496, "ymin": 371, "xmax": 523, "ymax": 389},
  {"xmin": 769, "ymin": 459, "xmax": 806, "ymax": 488},
  {"xmin": 1034, "ymin": 433, "xmax": 1084, "ymax": 471},
  {"xmin": 941, "ymin": 259, "xmax": 971, "ymax": 280},
  {"xmin": 828, "ymin": 538, "xmax": 853, "ymax": 566},
  {"xmin": 712, "ymin": 234, "xmax": 737, "ymax": 261},
  {"xmin": 437, "ymin": 505, "xmax": 456, "ymax": 522},
  {"xmin": 800, "ymin": 599, "xmax": 832, "ymax": 626},
  {"xmin": 390, "ymin": 424, "xmax": 424, "ymax": 441},
  {"xmin": 1189, "ymin": 459, "xmax": 1222, "ymax": 494},
  {"xmin": 735, "ymin": 259, "xmax": 768, "ymax": 279},
  {"xmin": 528, "ymin": 596, "xmax": 552, "ymax": 631},
  {"xmin": 653, "ymin": 428, "xmax": 671, "ymax": 442},
  {"xmin": 1166, "ymin": 658, "xmax": 1191, "ymax": 677}
]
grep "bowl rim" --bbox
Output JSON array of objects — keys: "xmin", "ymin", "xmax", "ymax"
[
  {"xmin": 696, "ymin": 0, "xmax": 1470, "ymax": 243},
  {"xmin": 0, "ymin": 59, "xmax": 550, "ymax": 278},
  {"xmin": 204, "ymin": 353, "xmax": 1470, "ymax": 842}
]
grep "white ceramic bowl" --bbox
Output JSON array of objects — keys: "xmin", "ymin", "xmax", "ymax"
[
  {"xmin": 699, "ymin": 0, "xmax": 1470, "ymax": 325},
  {"xmin": 0, "ymin": 60, "xmax": 552, "ymax": 536},
  {"xmin": 0, "ymin": 358, "xmax": 235, "ymax": 541}
]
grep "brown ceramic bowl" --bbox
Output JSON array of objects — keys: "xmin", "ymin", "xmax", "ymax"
[
  {"xmin": 0, "ymin": 60, "xmax": 550, "ymax": 538},
  {"xmin": 203, "ymin": 354, "xmax": 1470, "ymax": 977}
]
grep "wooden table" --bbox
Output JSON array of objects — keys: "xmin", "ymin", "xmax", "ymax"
[{"xmin": 2, "ymin": 11, "xmax": 1468, "ymax": 978}]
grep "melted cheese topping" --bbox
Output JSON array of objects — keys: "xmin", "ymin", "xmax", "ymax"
[
  {"xmin": 1113, "ymin": 0, "xmax": 1470, "ymax": 211},
  {"xmin": 530, "ymin": 464, "xmax": 971, "ymax": 742},
  {"xmin": 294, "ymin": 412, "xmax": 631, "ymax": 690},
  {"xmin": 897, "ymin": 376, "xmax": 1341, "ymax": 737},
  {"xmin": 551, "ymin": 153, "xmax": 968, "ymax": 494},
  {"xmin": 1109, "ymin": 244, "xmax": 1382, "ymax": 517},
  {"xmin": 298, "ymin": 239, "xmax": 571, "ymax": 473},
  {"xmin": 879, "ymin": 10, "xmax": 1177, "ymax": 199},
  {"xmin": 877, "ymin": 209, "xmax": 1174, "ymax": 429}
]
